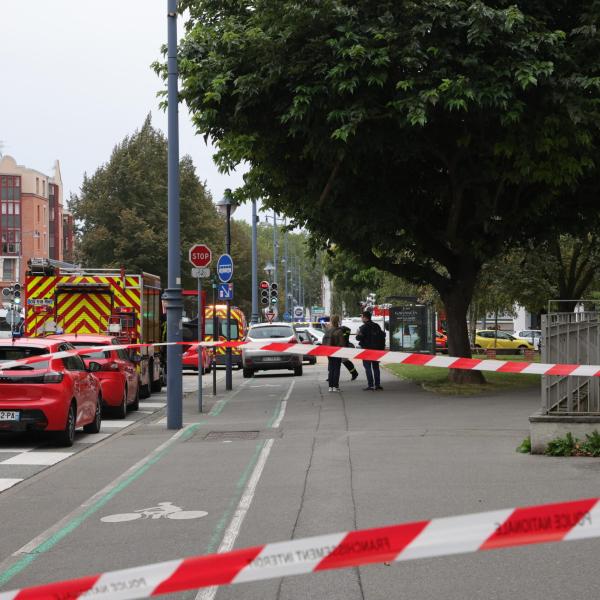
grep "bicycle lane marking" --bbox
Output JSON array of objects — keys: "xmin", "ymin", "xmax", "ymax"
[
  {"xmin": 0, "ymin": 379, "xmax": 252, "ymax": 588},
  {"xmin": 195, "ymin": 377, "xmax": 296, "ymax": 600}
]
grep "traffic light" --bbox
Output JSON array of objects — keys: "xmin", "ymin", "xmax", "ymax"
[
  {"xmin": 13, "ymin": 283, "xmax": 21, "ymax": 305},
  {"xmin": 270, "ymin": 282, "xmax": 278, "ymax": 305},
  {"xmin": 260, "ymin": 288, "xmax": 269, "ymax": 305},
  {"xmin": 1, "ymin": 283, "xmax": 21, "ymax": 305}
]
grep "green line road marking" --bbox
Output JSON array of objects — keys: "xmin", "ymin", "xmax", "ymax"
[{"xmin": 0, "ymin": 424, "xmax": 200, "ymax": 587}]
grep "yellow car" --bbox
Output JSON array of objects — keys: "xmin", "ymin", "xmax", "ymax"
[{"xmin": 474, "ymin": 330, "xmax": 534, "ymax": 351}]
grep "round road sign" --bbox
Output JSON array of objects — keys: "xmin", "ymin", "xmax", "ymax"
[
  {"xmin": 189, "ymin": 244, "xmax": 212, "ymax": 268},
  {"xmin": 217, "ymin": 254, "xmax": 234, "ymax": 283}
]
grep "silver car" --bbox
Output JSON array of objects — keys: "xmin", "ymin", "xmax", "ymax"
[{"xmin": 242, "ymin": 322, "xmax": 303, "ymax": 378}]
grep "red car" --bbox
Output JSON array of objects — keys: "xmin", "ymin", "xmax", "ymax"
[
  {"xmin": 0, "ymin": 338, "xmax": 102, "ymax": 446},
  {"xmin": 49, "ymin": 335, "xmax": 140, "ymax": 418},
  {"xmin": 182, "ymin": 345, "xmax": 212, "ymax": 374}
]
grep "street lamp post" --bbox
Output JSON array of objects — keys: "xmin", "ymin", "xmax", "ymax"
[
  {"xmin": 164, "ymin": 0, "xmax": 183, "ymax": 430},
  {"xmin": 250, "ymin": 199, "xmax": 259, "ymax": 324},
  {"xmin": 283, "ymin": 220, "xmax": 289, "ymax": 320},
  {"xmin": 216, "ymin": 189, "xmax": 237, "ymax": 391},
  {"xmin": 272, "ymin": 211, "xmax": 278, "ymax": 315}
]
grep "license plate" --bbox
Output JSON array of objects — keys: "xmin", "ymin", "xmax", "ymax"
[
  {"xmin": 262, "ymin": 356, "xmax": 281, "ymax": 362},
  {"xmin": 0, "ymin": 411, "xmax": 19, "ymax": 421}
]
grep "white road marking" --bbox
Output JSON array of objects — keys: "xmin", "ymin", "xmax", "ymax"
[
  {"xmin": 75, "ymin": 433, "xmax": 112, "ymax": 444},
  {"xmin": 0, "ymin": 449, "xmax": 34, "ymax": 454},
  {"xmin": 101, "ymin": 502, "xmax": 208, "ymax": 523},
  {"xmin": 271, "ymin": 380, "xmax": 295, "ymax": 429},
  {"xmin": 1, "ymin": 452, "xmax": 73, "ymax": 466},
  {"xmin": 101, "ymin": 420, "xmax": 136, "ymax": 429},
  {"xmin": 0, "ymin": 479, "xmax": 23, "ymax": 492},
  {"xmin": 138, "ymin": 402, "xmax": 166, "ymax": 408},
  {"xmin": 250, "ymin": 384, "xmax": 282, "ymax": 388},
  {"xmin": 195, "ymin": 438, "xmax": 275, "ymax": 600}
]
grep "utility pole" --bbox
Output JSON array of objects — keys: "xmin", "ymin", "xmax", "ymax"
[
  {"xmin": 272, "ymin": 211, "xmax": 278, "ymax": 315},
  {"xmin": 283, "ymin": 219, "xmax": 289, "ymax": 320},
  {"xmin": 250, "ymin": 199, "xmax": 259, "ymax": 324},
  {"xmin": 164, "ymin": 0, "xmax": 183, "ymax": 429}
]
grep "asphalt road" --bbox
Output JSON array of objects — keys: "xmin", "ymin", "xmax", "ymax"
[{"xmin": 0, "ymin": 361, "xmax": 597, "ymax": 599}]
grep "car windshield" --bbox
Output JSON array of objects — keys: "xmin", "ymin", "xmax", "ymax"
[
  {"xmin": 69, "ymin": 343, "xmax": 111, "ymax": 360},
  {"xmin": 249, "ymin": 326, "xmax": 294, "ymax": 339}
]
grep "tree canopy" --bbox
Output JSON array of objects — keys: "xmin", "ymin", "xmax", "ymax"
[{"xmin": 170, "ymin": 0, "xmax": 600, "ymax": 377}]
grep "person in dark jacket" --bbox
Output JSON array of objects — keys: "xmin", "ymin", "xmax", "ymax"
[
  {"xmin": 323, "ymin": 315, "xmax": 346, "ymax": 392},
  {"xmin": 355, "ymin": 311, "xmax": 383, "ymax": 391},
  {"xmin": 341, "ymin": 325, "xmax": 359, "ymax": 380}
]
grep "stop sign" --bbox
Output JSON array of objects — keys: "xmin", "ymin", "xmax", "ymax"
[{"xmin": 189, "ymin": 244, "xmax": 212, "ymax": 267}]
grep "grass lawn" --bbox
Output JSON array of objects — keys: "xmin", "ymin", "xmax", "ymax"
[{"xmin": 385, "ymin": 360, "xmax": 541, "ymax": 396}]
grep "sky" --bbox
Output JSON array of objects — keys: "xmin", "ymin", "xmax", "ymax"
[{"xmin": 0, "ymin": 0, "xmax": 256, "ymax": 222}]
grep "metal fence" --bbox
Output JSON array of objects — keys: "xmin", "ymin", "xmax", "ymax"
[{"xmin": 541, "ymin": 312, "xmax": 600, "ymax": 415}]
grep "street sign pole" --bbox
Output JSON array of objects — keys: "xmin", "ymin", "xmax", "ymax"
[
  {"xmin": 197, "ymin": 275, "xmax": 203, "ymax": 413},
  {"xmin": 165, "ymin": 0, "xmax": 183, "ymax": 430},
  {"xmin": 212, "ymin": 279, "xmax": 218, "ymax": 396},
  {"xmin": 226, "ymin": 204, "xmax": 233, "ymax": 391}
]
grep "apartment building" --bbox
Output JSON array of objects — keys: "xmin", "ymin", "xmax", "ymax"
[{"xmin": 0, "ymin": 154, "xmax": 74, "ymax": 287}]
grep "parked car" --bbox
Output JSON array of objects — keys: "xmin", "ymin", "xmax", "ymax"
[
  {"xmin": 436, "ymin": 331, "xmax": 448, "ymax": 354},
  {"xmin": 513, "ymin": 329, "xmax": 542, "ymax": 351},
  {"xmin": 302, "ymin": 326, "xmax": 325, "ymax": 344},
  {"xmin": 182, "ymin": 345, "xmax": 212, "ymax": 374},
  {"xmin": 473, "ymin": 330, "xmax": 534, "ymax": 352},
  {"xmin": 242, "ymin": 322, "xmax": 303, "ymax": 378},
  {"xmin": 48, "ymin": 334, "xmax": 140, "ymax": 418},
  {"xmin": 296, "ymin": 329, "xmax": 318, "ymax": 365},
  {"xmin": 0, "ymin": 337, "xmax": 102, "ymax": 446}
]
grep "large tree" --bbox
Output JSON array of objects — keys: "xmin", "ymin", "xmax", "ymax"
[
  {"xmin": 70, "ymin": 116, "xmax": 223, "ymax": 291},
  {"xmin": 169, "ymin": 1, "xmax": 600, "ymax": 380}
]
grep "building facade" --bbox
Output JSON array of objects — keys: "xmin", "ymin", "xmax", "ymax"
[{"xmin": 0, "ymin": 155, "xmax": 74, "ymax": 287}]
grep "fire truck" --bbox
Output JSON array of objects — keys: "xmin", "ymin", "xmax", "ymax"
[
  {"xmin": 204, "ymin": 304, "xmax": 247, "ymax": 368},
  {"xmin": 24, "ymin": 260, "xmax": 163, "ymax": 398}
]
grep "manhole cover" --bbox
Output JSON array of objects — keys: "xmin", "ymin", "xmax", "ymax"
[{"xmin": 204, "ymin": 431, "xmax": 260, "ymax": 441}]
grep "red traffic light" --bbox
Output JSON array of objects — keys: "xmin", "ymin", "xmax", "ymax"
[{"xmin": 259, "ymin": 280, "xmax": 270, "ymax": 289}]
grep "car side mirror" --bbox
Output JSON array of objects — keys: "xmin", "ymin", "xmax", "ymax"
[{"xmin": 87, "ymin": 361, "xmax": 102, "ymax": 373}]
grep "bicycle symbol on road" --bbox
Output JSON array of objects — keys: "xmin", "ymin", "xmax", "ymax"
[{"xmin": 101, "ymin": 502, "xmax": 208, "ymax": 523}]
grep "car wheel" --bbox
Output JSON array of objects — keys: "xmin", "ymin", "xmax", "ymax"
[
  {"xmin": 518, "ymin": 345, "xmax": 528, "ymax": 354},
  {"xmin": 150, "ymin": 361, "xmax": 162, "ymax": 393},
  {"xmin": 56, "ymin": 403, "xmax": 76, "ymax": 447},
  {"xmin": 84, "ymin": 395, "xmax": 102, "ymax": 434},
  {"xmin": 130, "ymin": 381, "xmax": 140, "ymax": 411},
  {"xmin": 114, "ymin": 385, "xmax": 128, "ymax": 419},
  {"xmin": 294, "ymin": 365, "xmax": 303, "ymax": 377},
  {"xmin": 242, "ymin": 368, "xmax": 254, "ymax": 379},
  {"xmin": 309, "ymin": 357, "xmax": 317, "ymax": 365},
  {"xmin": 139, "ymin": 378, "xmax": 151, "ymax": 399}
]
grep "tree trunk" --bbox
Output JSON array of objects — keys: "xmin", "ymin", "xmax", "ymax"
[{"xmin": 441, "ymin": 283, "xmax": 486, "ymax": 384}]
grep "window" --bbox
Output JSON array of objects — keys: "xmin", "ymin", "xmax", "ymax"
[
  {"xmin": 63, "ymin": 354, "xmax": 86, "ymax": 371},
  {"xmin": 37, "ymin": 205, "xmax": 40, "ymax": 222},
  {"xmin": 36, "ymin": 178, "xmax": 39, "ymax": 194},
  {"xmin": 2, "ymin": 259, "xmax": 16, "ymax": 281},
  {"xmin": 42, "ymin": 180, "xmax": 45, "ymax": 196}
]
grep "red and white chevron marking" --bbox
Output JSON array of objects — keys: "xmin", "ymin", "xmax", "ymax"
[
  {"xmin": 0, "ymin": 498, "xmax": 597, "ymax": 599},
  {"xmin": 1, "ymin": 340, "xmax": 600, "ymax": 377}
]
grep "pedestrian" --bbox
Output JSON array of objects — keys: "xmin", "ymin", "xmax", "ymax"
[
  {"xmin": 356, "ymin": 310, "xmax": 385, "ymax": 391},
  {"xmin": 341, "ymin": 325, "xmax": 359, "ymax": 380},
  {"xmin": 322, "ymin": 315, "xmax": 346, "ymax": 392}
]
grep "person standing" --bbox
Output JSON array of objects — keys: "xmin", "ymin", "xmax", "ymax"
[
  {"xmin": 341, "ymin": 325, "xmax": 359, "ymax": 380},
  {"xmin": 322, "ymin": 315, "xmax": 346, "ymax": 392},
  {"xmin": 356, "ymin": 310, "xmax": 384, "ymax": 391}
]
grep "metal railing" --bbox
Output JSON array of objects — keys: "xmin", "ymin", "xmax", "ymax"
[{"xmin": 542, "ymin": 312, "xmax": 600, "ymax": 415}]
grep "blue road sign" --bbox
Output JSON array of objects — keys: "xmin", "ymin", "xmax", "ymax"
[
  {"xmin": 217, "ymin": 254, "xmax": 234, "ymax": 283},
  {"xmin": 218, "ymin": 283, "xmax": 234, "ymax": 301}
]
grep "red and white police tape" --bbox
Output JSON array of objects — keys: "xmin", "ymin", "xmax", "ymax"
[
  {"xmin": 2, "ymin": 340, "xmax": 600, "ymax": 378},
  {"xmin": 0, "ymin": 497, "xmax": 598, "ymax": 599}
]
